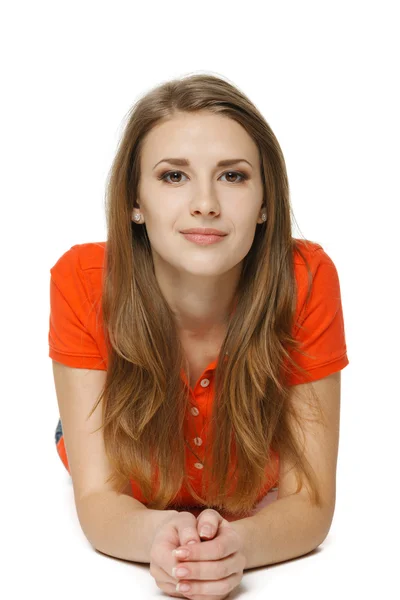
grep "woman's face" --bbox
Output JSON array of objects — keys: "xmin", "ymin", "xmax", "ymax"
[{"xmin": 135, "ymin": 111, "xmax": 264, "ymax": 280}]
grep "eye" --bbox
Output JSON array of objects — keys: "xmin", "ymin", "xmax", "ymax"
[
  {"xmin": 157, "ymin": 170, "xmax": 249, "ymax": 184},
  {"xmin": 158, "ymin": 171, "xmax": 188, "ymax": 184},
  {"xmin": 220, "ymin": 171, "xmax": 248, "ymax": 184}
]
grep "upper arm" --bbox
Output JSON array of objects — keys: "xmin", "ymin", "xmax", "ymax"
[
  {"xmin": 277, "ymin": 370, "xmax": 341, "ymax": 520},
  {"xmin": 52, "ymin": 360, "xmax": 132, "ymax": 504}
]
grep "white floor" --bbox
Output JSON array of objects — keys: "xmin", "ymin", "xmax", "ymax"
[{"xmin": 34, "ymin": 464, "xmax": 327, "ymax": 599}]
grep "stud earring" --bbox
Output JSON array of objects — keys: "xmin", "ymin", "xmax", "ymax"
[{"xmin": 262, "ymin": 213, "xmax": 266, "ymax": 222}]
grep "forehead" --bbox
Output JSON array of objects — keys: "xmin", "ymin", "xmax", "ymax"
[{"xmin": 140, "ymin": 112, "xmax": 259, "ymax": 165}]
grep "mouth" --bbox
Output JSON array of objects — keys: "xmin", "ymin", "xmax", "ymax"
[
  {"xmin": 179, "ymin": 228, "xmax": 227, "ymax": 236},
  {"xmin": 181, "ymin": 232, "xmax": 227, "ymax": 246}
]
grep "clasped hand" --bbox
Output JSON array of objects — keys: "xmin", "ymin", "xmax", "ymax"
[{"xmin": 149, "ymin": 508, "xmax": 246, "ymax": 599}]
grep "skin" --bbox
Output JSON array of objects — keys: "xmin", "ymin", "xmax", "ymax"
[
  {"xmin": 132, "ymin": 111, "xmax": 265, "ymax": 597},
  {"xmin": 150, "ymin": 508, "xmax": 245, "ymax": 599},
  {"xmin": 133, "ymin": 110, "xmax": 266, "ymax": 342}
]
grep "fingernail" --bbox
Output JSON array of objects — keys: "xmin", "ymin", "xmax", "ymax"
[
  {"xmin": 187, "ymin": 540, "xmax": 196, "ymax": 545},
  {"xmin": 176, "ymin": 583, "xmax": 191, "ymax": 592},
  {"xmin": 172, "ymin": 548, "xmax": 189, "ymax": 558},
  {"xmin": 200, "ymin": 525, "xmax": 212, "ymax": 537}
]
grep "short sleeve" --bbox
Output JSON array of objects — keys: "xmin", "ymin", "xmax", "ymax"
[
  {"xmin": 48, "ymin": 245, "xmax": 106, "ymax": 370},
  {"xmin": 287, "ymin": 249, "xmax": 349, "ymax": 385}
]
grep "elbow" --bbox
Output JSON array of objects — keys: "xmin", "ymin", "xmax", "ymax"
[
  {"xmin": 299, "ymin": 492, "xmax": 335, "ymax": 549},
  {"xmin": 306, "ymin": 500, "xmax": 334, "ymax": 550},
  {"xmin": 304, "ymin": 522, "xmax": 332, "ymax": 556},
  {"xmin": 314, "ymin": 515, "xmax": 334, "ymax": 549},
  {"xmin": 313, "ymin": 496, "xmax": 335, "ymax": 546}
]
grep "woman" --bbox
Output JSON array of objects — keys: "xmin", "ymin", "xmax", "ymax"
[{"xmin": 49, "ymin": 73, "xmax": 349, "ymax": 597}]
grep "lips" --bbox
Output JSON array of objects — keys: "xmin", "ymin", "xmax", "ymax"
[
  {"xmin": 181, "ymin": 232, "xmax": 227, "ymax": 245},
  {"xmin": 180, "ymin": 228, "xmax": 227, "ymax": 236}
]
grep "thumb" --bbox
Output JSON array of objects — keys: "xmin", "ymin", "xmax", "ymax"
[
  {"xmin": 196, "ymin": 509, "xmax": 226, "ymax": 540},
  {"xmin": 176, "ymin": 512, "xmax": 202, "ymax": 548}
]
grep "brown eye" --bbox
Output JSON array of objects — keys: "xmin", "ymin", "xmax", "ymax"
[
  {"xmin": 222, "ymin": 171, "xmax": 246, "ymax": 183},
  {"xmin": 158, "ymin": 169, "xmax": 248, "ymax": 184},
  {"xmin": 159, "ymin": 171, "xmax": 187, "ymax": 184}
]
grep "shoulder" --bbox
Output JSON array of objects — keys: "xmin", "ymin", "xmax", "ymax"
[
  {"xmin": 76, "ymin": 241, "xmax": 106, "ymax": 271},
  {"xmin": 50, "ymin": 241, "xmax": 106, "ymax": 274},
  {"xmin": 292, "ymin": 239, "xmax": 343, "ymax": 318},
  {"xmin": 50, "ymin": 242, "xmax": 106, "ymax": 294},
  {"xmin": 292, "ymin": 238, "xmax": 339, "ymax": 284},
  {"xmin": 48, "ymin": 242, "xmax": 108, "ymax": 368},
  {"xmin": 285, "ymin": 239, "xmax": 349, "ymax": 384},
  {"xmin": 293, "ymin": 238, "xmax": 327, "ymax": 266},
  {"xmin": 49, "ymin": 242, "xmax": 107, "ymax": 310}
]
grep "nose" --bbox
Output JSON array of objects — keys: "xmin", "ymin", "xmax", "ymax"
[{"xmin": 191, "ymin": 186, "xmax": 221, "ymax": 218}]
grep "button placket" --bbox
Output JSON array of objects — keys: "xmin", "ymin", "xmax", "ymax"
[{"xmin": 186, "ymin": 377, "xmax": 210, "ymax": 469}]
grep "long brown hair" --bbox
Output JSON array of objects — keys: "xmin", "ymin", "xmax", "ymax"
[{"xmin": 88, "ymin": 73, "xmax": 323, "ymax": 517}]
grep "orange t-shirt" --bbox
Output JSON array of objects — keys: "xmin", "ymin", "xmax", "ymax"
[{"xmin": 49, "ymin": 240, "xmax": 349, "ymax": 507}]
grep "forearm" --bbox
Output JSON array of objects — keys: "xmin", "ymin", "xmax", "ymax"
[
  {"xmin": 230, "ymin": 494, "xmax": 332, "ymax": 570},
  {"xmin": 77, "ymin": 491, "xmax": 178, "ymax": 563}
]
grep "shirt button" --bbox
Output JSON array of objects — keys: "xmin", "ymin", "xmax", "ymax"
[
  {"xmin": 190, "ymin": 406, "xmax": 200, "ymax": 416},
  {"xmin": 194, "ymin": 462, "xmax": 204, "ymax": 469},
  {"xmin": 194, "ymin": 437, "xmax": 203, "ymax": 446},
  {"xmin": 200, "ymin": 378, "xmax": 210, "ymax": 387}
]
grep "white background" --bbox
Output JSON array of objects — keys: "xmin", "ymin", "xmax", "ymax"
[{"xmin": 1, "ymin": 0, "xmax": 398, "ymax": 598}]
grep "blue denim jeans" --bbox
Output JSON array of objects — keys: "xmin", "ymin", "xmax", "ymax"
[{"xmin": 55, "ymin": 418, "xmax": 63, "ymax": 445}]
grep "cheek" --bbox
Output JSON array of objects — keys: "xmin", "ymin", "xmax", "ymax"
[
  {"xmin": 232, "ymin": 230, "xmax": 257, "ymax": 259},
  {"xmin": 147, "ymin": 230, "xmax": 188, "ymax": 266}
]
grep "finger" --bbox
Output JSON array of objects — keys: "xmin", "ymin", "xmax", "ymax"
[
  {"xmin": 150, "ymin": 528, "xmax": 190, "ymax": 589},
  {"xmin": 172, "ymin": 520, "xmax": 238, "ymax": 563},
  {"xmin": 177, "ymin": 511, "xmax": 202, "ymax": 547},
  {"xmin": 156, "ymin": 576, "xmax": 191, "ymax": 599},
  {"xmin": 150, "ymin": 564, "xmax": 188, "ymax": 600},
  {"xmin": 176, "ymin": 570, "xmax": 242, "ymax": 598},
  {"xmin": 151, "ymin": 524, "xmax": 197, "ymax": 587},
  {"xmin": 171, "ymin": 550, "xmax": 241, "ymax": 582},
  {"xmin": 153, "ymin": 511, "xmax": 202, "ymax": 588},
  {"xmin": 149, "ymin": 560, "xmax": 180, "ymax": 586},
  {"xmin": 196, "ymin": 509, "xmax": 223, "ymax": 540}
]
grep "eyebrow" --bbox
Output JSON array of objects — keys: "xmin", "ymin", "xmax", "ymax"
[{"xmin": 152, "ymin": 157, "xmax": 253, "ymax": 170}]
